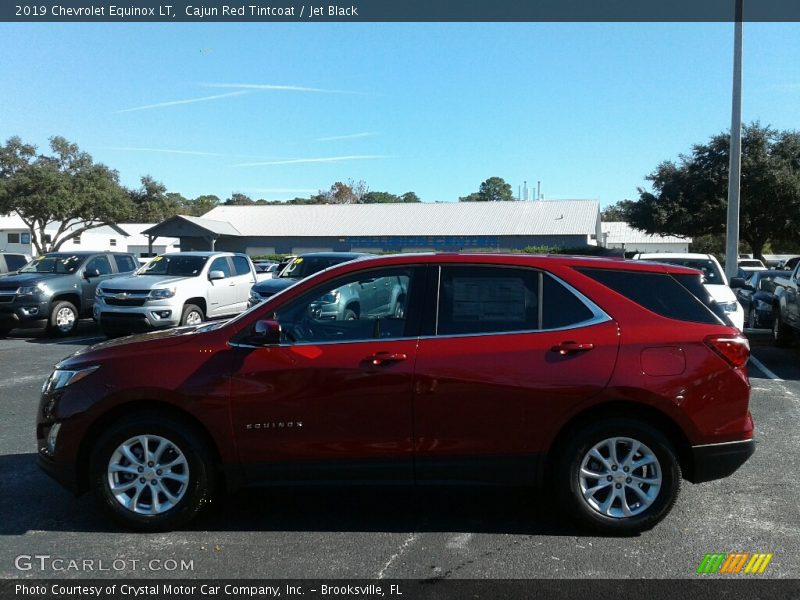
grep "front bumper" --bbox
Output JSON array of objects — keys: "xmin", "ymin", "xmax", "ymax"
[
  {"xmin": 0, "ymin": 297, "xmax": 50, "ymax": 325},
  {"xmin": 688, "ymin": 439, "xmax": 755, "ymax": 483},
  {"xmin": 95, "ymin": 300, "xmax": 180, "ymax": 332}
]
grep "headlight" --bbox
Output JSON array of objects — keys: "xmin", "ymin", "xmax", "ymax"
[
  {"xmin": 46, "ymin": 423, "xmax": 61, "ymax": 454},
  {"xmin": 17, "ymin": 283, "xmax": 46, "ymax": 296},
  {"xmin": 717, "ymin": 301, "xmax": 738, "ymax": 313},
  {"xmin": 42, "ymin": 366, "xmax": 100, "ymax": 393},
  {"xmin": 249, "ymin": 289, "xmax": 263, "ymax": 304},
  {"xmin": 148, "ymin": 288, "xmax": 176, "ymax": 299}
]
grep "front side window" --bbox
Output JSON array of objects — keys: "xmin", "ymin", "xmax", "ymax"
[
  {"xmin": 5, "ymin": 255, "xmax": 27, "ymax": 271},
  {"xmin": 85, "ymin": 255, "xmax": 112, "ymax": 275},
  {"xmin": 209, "ymin": 257, "xmax": 232, "ymax": 278},
  {"xmin": 273, "ymin": 267, "xmax": 414, "ymax": 343},
  {"xmin": 232, "ymin": 255, "xmax": 252, "ymax": 276}
]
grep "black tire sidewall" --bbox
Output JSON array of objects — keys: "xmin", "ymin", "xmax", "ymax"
[
  {"xmin": 89, "ymin": 414, "xmax": 215, "ymax": 531},
  {"xmin": 48, "ymin": 301, "xmax": 79, "ymax": 337},
  {"xmin": 556, "ymin": 418, "xmax": 681, "ymax": 535}
]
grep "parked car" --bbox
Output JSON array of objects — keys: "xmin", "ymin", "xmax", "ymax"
[
  {"xmin": 767, "ymin": 261, "xmax": 800, "ymax": 346},
  {"xmin": 0, "ymin": 252, "xmax": 30, "ymax": 274},
  {"xmin": 737, "ymin": 258, "xmax": 767, "ymax": 275},
  {"xmin": 779, "ymin": 256, "xmax": 800, "ymax": 271},
  {"xmin": 0, "ymin": 251, "xmax": 138, "ymax": 337},
  {"xmin": 632, "ymin": 253, "xmax": 744, "ymax": 330},
  {"xmin": 38, "ymin": 254, "xmax": 753, "ymax": 533},
  {"xmin": 248, "ymin": 252, "xmax": 370, "ymax": 307},
  {"xmin": 732, "ymin": 269, "xmax": 784, "ymax": 329},
  {"xmin": 253, "ymin": 261, "xmax": 279, "ymax": 282},
  {"xmin": 94, "ymin": 252, "xmax": 257, "ymax": 337}
]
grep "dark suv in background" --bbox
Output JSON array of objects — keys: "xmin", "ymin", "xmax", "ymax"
[
  {"xmin": 0, "ymin": 252, "xmax": 29, "ymax": 274},
  {"xmin": 0, "ymin": 251, "xmax": 138, "ymax": 337},
  {"xmin": 37, "ymin": 254, "xmax": 753, "ymax": 533}
]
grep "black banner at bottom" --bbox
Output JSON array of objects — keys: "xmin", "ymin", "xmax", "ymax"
[{"xmin": 2, "ymin": 580, "xmax": 800, "ymax": 600}]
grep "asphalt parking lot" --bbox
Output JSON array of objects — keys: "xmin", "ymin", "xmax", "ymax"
[{"xmin": 1, "ymin": 320, "xmax": 799, "ymax": 579}]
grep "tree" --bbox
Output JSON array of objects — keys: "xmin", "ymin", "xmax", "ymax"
[
  {"xmin": 600, "ymin": 200, "xmax": 634, "ymax": 221},
  {"xmin": 128, "ymin": 176, "xmax": 183, "ymax": 222},
  {"xmin": 225, "ymin": 192, "xmax": 254, "ymax": 206},
  {"xmin": 459, "ymin": 177, "xmax": 515, "ymax": 202},
  {"xmin": 400, "ymin": 191, "xmax": 421, "ymax": 203},
  {"xmin": 362, "ymin": 191, "xmax": 400, "ymax": 204},
  {"xmin": 317, "ymin": 179, "xmax": 368, "ymax": 204},
  {"xmin": 626, "ymin": 123, "xmax": 800, "ymax": 261},
  {"xmin": 0, "ymin": 136, "xmax": 131, "ymax": 254},
  {"xmin": 186, "ymin": 194, "xmax": 220, "ymax": 216}
]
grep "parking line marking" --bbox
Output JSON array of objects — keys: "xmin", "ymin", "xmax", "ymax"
[
  {"xmin": 54, "ymin": 336, "xmax": 105, "ymax": 345},
  {"xmin": 749, "ymin": 355, "xmax": 782, "ymax": 381}
]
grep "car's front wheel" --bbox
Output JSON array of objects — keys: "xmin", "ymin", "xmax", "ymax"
[
  {"xmin": 89, "ymin": 412, "xmax": 217, "ymax": 531},
  {"xmin": 47, "ymin": 300, "xmax": 79, "ymax": 337},
  {"xmin": 555, "ymin": 418, "xmax": 680, "ymax": 535},
  {"xmin": 180, "ymin": 304, "xmax": 204, "ymax": 326}
]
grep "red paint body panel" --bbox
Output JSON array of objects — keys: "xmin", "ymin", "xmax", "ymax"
[{"xmin": 37, "ymin": 253, "xmax": 754, "ymax": 492}]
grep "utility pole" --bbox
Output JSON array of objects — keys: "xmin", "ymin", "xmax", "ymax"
[{"xmin": 725, "ymin": 0, "xmax": 744, "ymax": 280}]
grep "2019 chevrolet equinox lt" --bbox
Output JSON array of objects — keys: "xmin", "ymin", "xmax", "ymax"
[{"xmin": 37, "ymin": 254, "xmax": 754, "ymax": 533}]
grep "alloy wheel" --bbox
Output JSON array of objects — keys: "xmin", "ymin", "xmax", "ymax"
[
  {"xmin": 55, "ymin": 307, "xmax": 76, "ymax": 332},
  {"xmin": 185, "ymin": 311, "xmax": 203, "ymax": 326},
  {"xmin": 578, "ymin": 437, "xmax": 662, "ymax": 518}
]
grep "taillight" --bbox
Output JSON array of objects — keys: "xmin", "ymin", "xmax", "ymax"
[{"xmin": 705, "ymin": 335, "xmax": 750, "ymax": 368}]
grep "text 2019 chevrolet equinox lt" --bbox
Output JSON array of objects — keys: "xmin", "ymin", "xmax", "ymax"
[{"xmin": 37, "ymin": 254, "xmax": 754, "ymax": 533}]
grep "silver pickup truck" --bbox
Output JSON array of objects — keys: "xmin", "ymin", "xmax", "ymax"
[{"xmin": 94, "ymin": 251, "xmax": 256, "ymax": 336}]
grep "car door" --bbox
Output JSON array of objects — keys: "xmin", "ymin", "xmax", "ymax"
[
  {"xmin": 206, "ymin": 256, "xmax": 235, "ymax": 317},
  {"xmin": 228, "ymin": 255, "xmax": 257, "ymax": 314},
  {"xmin": 81, "ymin": 255, "xmax": 116, "ymax": 312},
  {"xmin": 228, "ymin": 265, "xmax": 424, "ymax": 483},
  {"xmin": 412, "ymin": 264, "xmax": 620, "ymax": 485}
]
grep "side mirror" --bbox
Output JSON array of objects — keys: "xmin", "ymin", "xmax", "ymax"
[
  {"xmin": 209, "ymin": 270, "xmax": 226, "ymax": 281},
  {"xmin": 254, "ymin": 319, "xmax": 282, "ymax": 345},
  {"xmin": 84, "ymin": 268, "xmax": 100, "ymax": 279},
  {"xmin": 729, "ymin": 277, "xmax": 747, "ymax": 289}
]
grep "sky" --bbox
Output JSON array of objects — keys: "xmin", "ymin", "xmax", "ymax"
[{"xmin": 1, "ymin": 21, "xmax": 799, "ymax": 208}]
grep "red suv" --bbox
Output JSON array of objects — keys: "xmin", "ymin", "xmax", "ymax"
[{"xmin": 37, "ymin": 254, "xmax": 754, "ymax": 533}]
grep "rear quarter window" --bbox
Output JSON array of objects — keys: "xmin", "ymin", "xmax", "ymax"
[{"xmin": 577, "ymin": 268, "xmax": 723, "ymax": 325}]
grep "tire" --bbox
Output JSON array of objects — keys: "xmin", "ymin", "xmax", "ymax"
[
  {"xmin": 180, "ymin": 304, "xmax": 204, "ymax": 326},
  {"xmin": 89, "ymin": 411, "xmax": 217, "ymax": 531},
  {"xmin": 343, "ymin": 309, "xmax": 358, "ymax": 321},
  {"xmin": 773, "ymin": 311, "xmax": 792, "ymax": 347},
  {"xmin": 554, "ymin": 418, "xmax": 681, "ymax": 535},
  {"xmin": 47, "ymin": 300, "xmax": 79, "ymax": 337}
]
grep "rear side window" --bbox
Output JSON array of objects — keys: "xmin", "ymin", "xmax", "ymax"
[
  {"xmin": 436, "ymin": 266, "xmax": 599, "ymax": 335},
  {"xmin": 232, "ymin": 255, "xmax": 252, "ymax": 276},
  {"xmin": 86, "ymin": 255, "xmax": 112, "ymax": 275},
  {"xmin": 114, "ymin": 255, "xmax": 136, "ymax": 273},
  {"xmin": 5, "ymin": 255, "xmax": 26, "ymax": 271},
  {"xmin": 577, "ymin": 268, "xmax": 723, "ymax": 325}
]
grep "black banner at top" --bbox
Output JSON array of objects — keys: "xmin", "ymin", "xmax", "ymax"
[{"xmin": 2, "ymin": 0, "xmax": 800, "ymax": 23}]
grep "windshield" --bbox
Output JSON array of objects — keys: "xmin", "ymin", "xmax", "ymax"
[
  {"xmin": 279, "ymin": 256, "xmax": 354, "ymax": 279},
  {"xmin": 645, "ymin": 258, "xmax": 724, "ymax": 285},
  {"xmin": 19, "ymin": 254, "xmax": 85, "ymax": 274},
  {"xmin": 139, "ymin": 255, "xmax": 208, "ymax": 277}
]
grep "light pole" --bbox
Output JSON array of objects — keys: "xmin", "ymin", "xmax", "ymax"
[{"xmin": 725, "ymin": 0, "xmax": 744, "ymax": 280}]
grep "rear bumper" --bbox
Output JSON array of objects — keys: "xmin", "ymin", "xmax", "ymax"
[{"xmin": 688, "ymin": 439, "xmax": 755, "ymax": 483}]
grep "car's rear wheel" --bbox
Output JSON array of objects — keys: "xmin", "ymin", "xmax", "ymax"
[
  {"xmin": 47, "ymin": 301, "xmax": 79, "ymax": 337},
  {"xmin": 773, "ymin": 311, "xmax": 792, "ymax": 347},
  {"xmin": 555, "ymin": 418, "xmax": 680, "ymax": 535},
  {"xmin": 89, "ymin": 412, "xmax": 216, "ymax": 531},
  {"xmin": 181, "ymin": 304, "xmax": 204, "ymax": 326}
]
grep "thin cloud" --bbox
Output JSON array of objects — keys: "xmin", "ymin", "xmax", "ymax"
[
  {"xmin": 233, "ymin": 155, "xmax": 392, "ymax": 167},
  {"xmin": 114, "ymin": 90, "xmax": 249, "ymax": 114},
  {"xmin": 316, "ymin": 132, "xmax": 381, "ymax": 142},
  {"xmin": 100, "ymin": 146, "xmax": 285, "ymax": 161},
  {"xmin": 203, "ymin": 82, "xmax": 372, "ymax": 95}
]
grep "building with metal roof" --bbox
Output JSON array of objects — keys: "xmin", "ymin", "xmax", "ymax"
[
  {"xmin": 601, "ymin": 221, "xmax": 691, "ymax": 254},
  {"xmin": 145, "ymin": 200, "xmax": 602, "ymax": 255}
]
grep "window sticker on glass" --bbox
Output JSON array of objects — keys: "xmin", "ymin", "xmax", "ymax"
[{"xmin": 452, "ymin": 277, "xmax": 527, "ymax": 322}]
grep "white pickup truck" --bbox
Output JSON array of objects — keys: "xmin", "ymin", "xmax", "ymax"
[{"xmin": 94, "ymin": 251, "xmax": 256, "ymax": 336}]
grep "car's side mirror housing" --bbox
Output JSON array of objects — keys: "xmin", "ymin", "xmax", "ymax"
[
  {"xmin": 729, "ymin": 277, "xmax": 747, "ymax": 289},
  {"xmin": 254, "ymin": 319, "xmax": 282, "ymax": 345},
  {"xmin": 84, "ymin": 268, "xmax": 100, "ymax": 279},
  {"xmin": 209, "ymin": 270, "xmax": 226, "ymax": 280}
]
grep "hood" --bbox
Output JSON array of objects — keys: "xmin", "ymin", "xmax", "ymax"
[
  {"xmin": 59, "ymin": 323, "xmax": 207, "ymax": 367},
  {"xmin": 252, "ymin": 277, "xmax": 298, "ymax": 294},
  {"xmin": 0, "ymin": 272, "xmax": 63, "ymax": 288},
  {"xmin": 98, "ymin": 274, "xmax": 193, "ymax": 290},
  {"xmin": 704, "ymin": 283, "xmax": 738, "ymax": 304}
]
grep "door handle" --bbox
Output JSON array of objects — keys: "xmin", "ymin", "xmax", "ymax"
[
  {"xmin": 367, "ymin": 352, "xmax": 408, "ymax": 365},
  {"xmin": 551, "ymin": 341, "xmax": 594, "ymax": 355}
]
